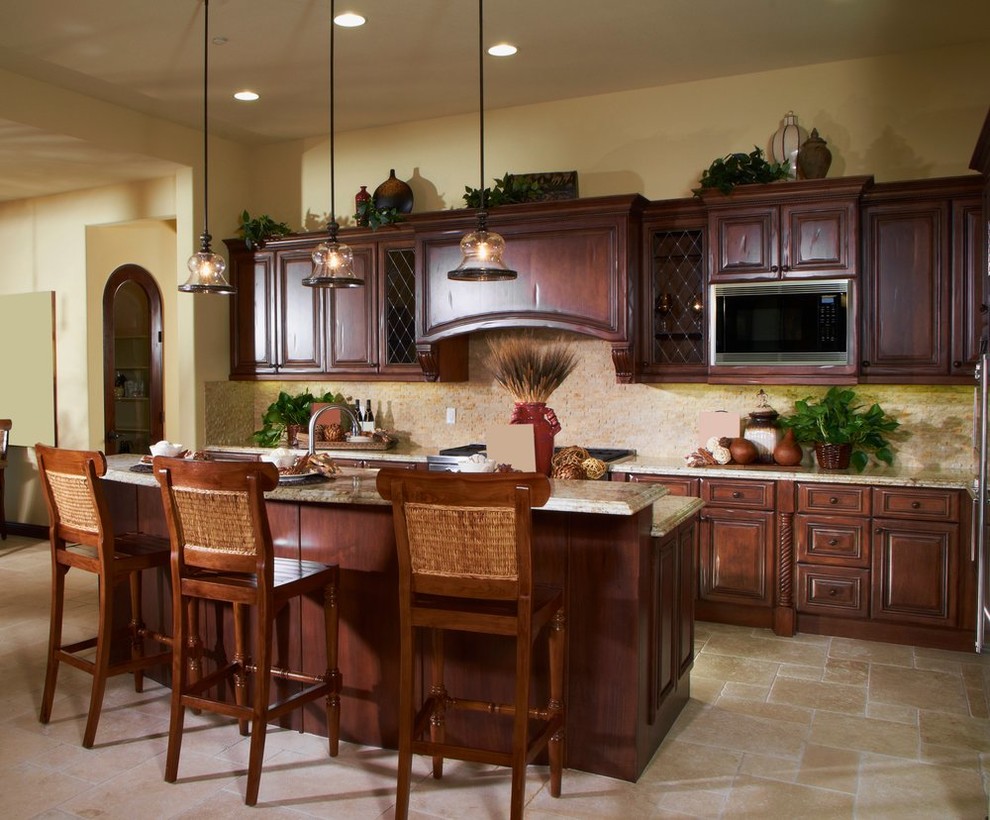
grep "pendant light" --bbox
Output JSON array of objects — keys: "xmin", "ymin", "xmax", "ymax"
[
  {"xmin": 448, "ymin": 0, "xmax": 517, "ymax": 281},
  {"xmin": 180, "ymin": 0, "xmax": 234, "ymax": 295},
  {"xmin": 304, "ymin": 0, "xmax": 362, "ymax": 288}
]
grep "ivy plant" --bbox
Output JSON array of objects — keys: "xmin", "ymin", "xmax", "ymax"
[
  {"xmin": 354, "ymin": 199, "xmax": 403, "ymax": 229},
  {"xmin": 695, "ymin": 147, "xmax": 790, "ymax": 195},
  {"xmin": 463, "ymin": 172, "xmax": 546, "ymax": 208},
  {"xmin": 237, "ymin": 211, "xmax": 292, "ymax": 250},
  {"xmin": 252, "ymin": 389, "xmax": 346, "ymax": 447}
]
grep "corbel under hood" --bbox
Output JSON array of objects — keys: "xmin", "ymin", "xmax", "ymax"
[{"xmin": 413, "ymin": 194, "xmax": 647, "ymax": 383}]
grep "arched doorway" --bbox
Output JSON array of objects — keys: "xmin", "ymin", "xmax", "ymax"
[{"xmin": 102, "ymin": 265, "xmax": 164, "ymax": 455}]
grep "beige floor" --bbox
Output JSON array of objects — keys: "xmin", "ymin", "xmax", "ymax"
[{"xmin": 1, "ymin": 534, "xmax": 989, "ymax": 819}]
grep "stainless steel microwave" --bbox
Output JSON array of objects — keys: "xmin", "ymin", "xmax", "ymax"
[{"xmin": 711, "ymin": 279, "xmax": 852, "ymax": 367}]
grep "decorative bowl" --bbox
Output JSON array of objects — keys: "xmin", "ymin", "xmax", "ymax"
[
  {"xmin": 263, "ymin": 448, "xmax": 298, "ymax": 470},
  {"xmin": 459, "ymin": 456, "xmax": 497, "ymax": 473},
  {"xmin": 150, "ymin": 441, "xmax": 185, "ymax": 458}
]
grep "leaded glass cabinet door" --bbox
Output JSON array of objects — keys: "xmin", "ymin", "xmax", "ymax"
[{"xmin": 378, "ymin": 243, "xmax": 419, "ymax": 375}]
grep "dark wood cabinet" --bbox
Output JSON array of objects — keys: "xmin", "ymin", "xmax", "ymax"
[
  {"xmin": 860, "ymin": 176, "xmax": 984, "ymax": 383},
  {"xmin": 701, "ymin": 177, "xmax": 868, "ymax": 282},
  {"xmin": 640, "ymin": 199, "xmax": 708, "ymax": 382}
]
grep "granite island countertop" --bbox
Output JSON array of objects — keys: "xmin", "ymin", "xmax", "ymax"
[{"xmin": 104, "ymin": 454, "xmax": 678, "ymax": 520}]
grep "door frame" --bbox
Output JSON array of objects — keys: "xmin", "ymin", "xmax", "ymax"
[{"xmin": 102, "ymin": 264, "xmax": 164, "ymax": 454}]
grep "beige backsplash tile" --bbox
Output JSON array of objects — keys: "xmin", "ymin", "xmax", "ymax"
[{"xmin": 206, "ymin": 331, "xmax": 976, "ymax": 472}]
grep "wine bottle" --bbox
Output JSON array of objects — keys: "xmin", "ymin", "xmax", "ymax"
[
  {"xmin": 363, "ymin": 399, "xmax": 375, "ymax": 433},
  {"xmin": 352, "ymin": 401, "xmax": 363, "ymax": 434}
]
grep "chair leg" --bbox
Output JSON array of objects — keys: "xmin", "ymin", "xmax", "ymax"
[
  {"xmin": 128, "ymin": 569, "xmax": 145, "ymax": 693},
  {"xmin": 395, "ymin": 616, "xmax": 415, "ymax": 820},
  {"xmin": 82, "ymin": 575, "xmax": 115, "ymax": 748},
  {"xmin": 164, "ymin": 595, "xmax": 190, "ymax": 784},
  {"xmin": 323, "ymin": 575, "xmax": 340, "ymax": 757},
  {"xmin": 509, "ymin": 627, "xmax": 533, "ymax": 820},
  {"xmin": 428, "ymin": 628, "xmax": 447, "ymax": 779},
  {"xmin": 548, "ymin": 607, "xmax": 565, "ymax": 799},
  {"xmin": 244, "ymin": 610, "xmax": 272, "ymax": 807},
  {"xmin": 39, "ymin": 563, "xmax": 68, "ymax": 725},
  {"xmin": 233, "ymin": 602, "xmax": 250, "ymax": 736}
]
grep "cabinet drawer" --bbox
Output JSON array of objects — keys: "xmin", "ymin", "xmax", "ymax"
[
  {"xmin": 621, "ymin": 474, "xmax": 699, "ymax": 496},
  {"xmin": 795, "ymin": 514, "xmax": 870, "ymax": 567},
  {"xmin": 872, "ymin": 488, "xmax": 959, "ymax": 521},
  {"xmin": 797, "ymin": 483, "xmax": 870, "ymax": 516},
  {"xmin": 796, "ymin": 565, "xmax": 869, "ymax": 618},
  {"xmin": 702, "ymin": 479, "xmax": 774, "ymax": 509}
]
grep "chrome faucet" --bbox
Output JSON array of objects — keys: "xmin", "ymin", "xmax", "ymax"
[{"xmin": 308, "ymin": 403, "xmax": 361, "ymax": 455}]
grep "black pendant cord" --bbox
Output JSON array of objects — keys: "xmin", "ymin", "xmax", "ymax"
[
  {"xmin": 200, "ymin": 0, "xmax": 211, "ymax": 250},
  {"xmin": 327, "ymin": 0, "xmax": 338, "ymax": 239},
  {"xmin": 477, "ymin": 0, "xmax": 487, "ymax": 229}
]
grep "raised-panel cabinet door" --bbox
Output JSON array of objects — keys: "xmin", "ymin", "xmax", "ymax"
[
  {"xmin": 709, "ymin": 206, "xmax": 778, "ymax": 281},
  {"xmin": 648, "ymin": 532, "xmax": 677, "ymax": 724},
  {"xmin": 328, "ymin": 245, "xmax": 377, "ymax": 373},
  {"xmin": 871, "ymin": 518, "xmax": 959, "ymax": 626},
  {"xmin": 276, "ymin": 250, "xmax": 326, "ymax": 373},
  {"xmin": 781, "ymin": 202, "xmax": 855, "ymax": 277},
  {"xmin": 227, "ymin": 247, "xmax": 277, "ymax": 376},
  {"xmin": 698, "ymin": 508, "xmax": 773, "ymax": 606},
  {"xmin": 860, "ymin": 201, "xmax": 950, "ymax": 377},
  {"xmin": 676, "ymin": 521, "xmax": 696, "ymax": 678},
  {"xmin": 950, "ymin": 197, "xmax": 985, "ymax": 376}
]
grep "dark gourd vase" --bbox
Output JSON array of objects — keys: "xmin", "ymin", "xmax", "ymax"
[
  {"xmin": 510, "ymin": 402, "xmax": 561, "ymax": 476},
  {"xmin": 773, "ymin": 428, "xmax": 804, "ymax": 466},
  {"xmin": 373, "ymin": 169, "xmax": 414, "ymax": 214},
  {"xmin": 797, "ymin": 129, "xmax": 833, "ymax": 180}
]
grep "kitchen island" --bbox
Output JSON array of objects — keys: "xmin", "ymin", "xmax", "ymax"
[{"xmin": 102, "ymin": 454, "xmax": 702, "ymax": 782}]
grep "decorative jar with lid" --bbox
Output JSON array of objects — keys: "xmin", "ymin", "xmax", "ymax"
[{"xmin": 743, "ymin": 390, "xmax": 782, "ymax": 464}]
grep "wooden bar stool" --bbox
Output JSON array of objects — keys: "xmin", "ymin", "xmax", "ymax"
[
  {"xmin": 154, "ymin": 456, "xmax": 341, "ymax": 807},
  {"xmin": 35, "ymin": 443, "xmax": 172, "ymax": 747},
  {"xmin": 376, "ymin": 469, "xmax": 565, "ymax": 820}
]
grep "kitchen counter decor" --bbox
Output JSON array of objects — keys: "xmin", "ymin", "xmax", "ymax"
[{"xmin": 486, "ymin": 333, "xmax": 577, "ymax": 476}]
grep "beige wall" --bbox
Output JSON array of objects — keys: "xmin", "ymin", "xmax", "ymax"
[{"xmin": 0, "ymin": 40, "xmax": 988, "ymax": 527}]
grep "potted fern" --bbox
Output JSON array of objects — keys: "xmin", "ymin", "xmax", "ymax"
[
  {"xmin": 252, "ymin": 389, "xmax": 345, "ymax": 447},
  {"xmin": 777, "ymin": 387, "xmax": 901, "ymax": 472}
]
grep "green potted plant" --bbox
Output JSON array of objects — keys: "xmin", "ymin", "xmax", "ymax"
[
  {"xmin": 237, "ymin": 211, "xmax": 292, "ymax": 250},
  {"xmin": 252, "ymin": 389, "xmax": 346, "ymax": 447},
  {"xmin": 463, "ymin": 172, "xmax": 547, "ymax": 208},
  {"xmin": 694, "ymin": 147, "xmax": 790, "ymax": 195},
  {"xmin": 778, "ymin": 386, "xmax": 901, "ymax": 472}
]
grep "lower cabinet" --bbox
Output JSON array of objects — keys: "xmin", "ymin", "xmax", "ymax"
[{"xmin": 614, "ymin": 470, "xmax": 974, "ymax": 650}]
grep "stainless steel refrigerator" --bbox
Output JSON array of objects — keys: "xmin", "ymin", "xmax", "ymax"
[{"xmin": 974, "ymin": 339, "xmax": 990, "ymax": 652}]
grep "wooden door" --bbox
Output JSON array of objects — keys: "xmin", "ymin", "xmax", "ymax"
[
  {"xmin": 950, "ymin": 197, "xmax": 985, "ymax": 376},
  {"xmin": 275, "ymin": 249, "xmax": 326, "ymax": 374},
  {"xmin": 102, "ymin": 265, "xmax": 163, "ymax": 454},
  {"xmin": 708, "ymin": 205, "xmax": 778, "ymax": 281},
  {"xmin": 698, "ymin": 507, "xmax": 773, "ymax": 607},
  {"xmin": 780, "ymin": 201, "xmax": 856, "ymax": 278},
  {"xmin": 327, "ymin": 244, "xmax": 377, "ymax": 374}
]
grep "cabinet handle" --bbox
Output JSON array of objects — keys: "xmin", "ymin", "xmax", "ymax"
[
  {"xmin": 829, "ymin": 496, "xmax": 838, "ymax": 504},
  {"xmin": 861, "ymin": 360, "xmax": 870, "ymax": 368},
  {"xmin": 732, "ymin": 491, "xmax": 742, "ymax": 499},
  {"xmin": 770, "ymin": 265, "xmax": 779, "ymax": 273},
  {"xmin": 953, "ymin": 361, "xmax": 962, "ymax": 368},
  {"xmin": 828, "ymin": 538, "xmax": 838, "ymax": 546},
  {"xmin": 981, "ymin": 304, "xmax": 988, "ymax": 314},
  {"xmin": 910, "ymin": 501, "xmax": 921, "ymax": 509},
  {"xmin": 781, "ymin": 265, "xmax": 791, "ymax": 272},
  {"xmin": 875, "ymin": 527, "xmax": 882, "ymax": 534},
  {"xmin": 828, "ymin": 587, "xmax": 838, "ymax": 597}
]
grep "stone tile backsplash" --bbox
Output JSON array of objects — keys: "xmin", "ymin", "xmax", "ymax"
[{"xmin": 205, "ymin": 330, "xmax": 976, "ymax": 473}]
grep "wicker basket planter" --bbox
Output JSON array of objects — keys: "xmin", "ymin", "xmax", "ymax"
[{"xmin": 814, "ymin": 442, "xmax": 852, "ymax": 470}]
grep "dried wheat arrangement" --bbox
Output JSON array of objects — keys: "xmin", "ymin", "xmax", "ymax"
[{"xmin": 485, "ymin": 334, "xmax": 578, "ymax": 403}]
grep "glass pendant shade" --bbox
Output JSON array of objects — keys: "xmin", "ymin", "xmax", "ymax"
[
  {"xmin": 303, "ymin": 231, "xmax": 362, "ymax": 287},
  {"xmin": 448, "ymin": 215, "xmax": 516, "ymax": 281},
  {"xmin": 180, "ymin": 231, "xmax": 234, "ymax": 294}
]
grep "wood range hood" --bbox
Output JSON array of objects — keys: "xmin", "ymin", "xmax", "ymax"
[{"xmin": 412, "ymin": 194, "xmax": 648, "ymax": 382}]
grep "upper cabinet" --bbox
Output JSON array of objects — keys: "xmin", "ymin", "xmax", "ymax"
[
  {"xmin": 414, "ymin": 195, "xmax": 647, "ymax": 382},
  {"xmin": 859, "ymin": 176, "xmax": 984, "ymax": 384},
  {"xmin": 224, "ymin": 230, "xmax": 465, "ymax": 382},
  {"xmin": 700, "ymin": 177, "xmax": 871, "ymax": 282}
]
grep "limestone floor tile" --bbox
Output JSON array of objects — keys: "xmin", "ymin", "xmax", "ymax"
[
  {"xmin": 672, "ymin": 704, "xmax": 809, "ymax": 758},
  {"xmin": 0, "ymin": 762, "xmax": 97, "ymax": 820},
  {"xmin": 795, "ymin": 743, "xmax": 860, "ymax": 794},
  {"xmin": 699, "ymin": 632, "xmax": 828, "ymax": 667},
  {"xmin": 869, "ymin": 663, "xmax": 970, "ymax": 714},
  {"xmin": 828, "ymin": 637, "xmax": 915, "ymax": 667},
  {"xmin": 919, "ymin": 709, "xmax": 990, "ymax": 752},
  {"xmin": 737, "ymin": 751, "xmax": 800, "ymax": 783},
  {"xmin": 919, "ymin": 742, "xmax": 986, "ymax": 772},
  {"xmin": 720, "ymin": 681, "xmax": 772, "ymax": 701},
  {"xmin": 525, "ymin": 767, "xmax": 663, "ymax": 819},
  {"xmin": 866, "ymin": 701, "xmax": 919, "ymax": 726},
  {"xmin": 769, "ymin": 677, "xmax": 867, "ymax": 716},
  {"xmin": 822, "ymin": 657, "xmax": 870, "ymax": 685},
  {"xmin": 776, "ymin": 662, "xmax": 823, "ymax": 681},
  {"xmin": 722, "ymin": 772, "xmax": 856, "ymax": 818},
  {"xmin": 809, "ymin": 711, "xmax": 919, "ymax": 759},
  {"xmin": 404, "ymin": 759, "xmax": 549, "ymax": 820},
  {"xmin": 690, "ymin": 653, "xmax": 779, "ymax": 687},
  {"xmin": 714, "ymin": 695, "xmax": 814, "ymax": 726},
  {"xmin": 637, "ymin": 738, "xmax": 742, "ymax": 790},
  {"xmin": 687, "ymin": 676, "xmax": 722, "ymax": 705},
  {"xmin": 856, "ymin": 751, "xmax": 989, "ymax": 819}
]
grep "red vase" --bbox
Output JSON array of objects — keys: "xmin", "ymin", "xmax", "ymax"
[
  {"xmin": 355, "ymin": 185, "xmax": 371, "ymax": 226},
  {"xmin": 510, "ymin": 402, "xmax": 560, "ymax": 476}
]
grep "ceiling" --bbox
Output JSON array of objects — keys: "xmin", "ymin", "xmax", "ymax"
[{"xmin": 1, "ymin": 0, "xmax": 988, "ymax": 202}]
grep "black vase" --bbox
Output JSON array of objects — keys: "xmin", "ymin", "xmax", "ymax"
[{"xmin": 373, "ymin": 169, "xmax": 414, "ymax": 213}]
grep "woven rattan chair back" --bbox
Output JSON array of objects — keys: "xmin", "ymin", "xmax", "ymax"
[
  {"xmin": 35, "ymin": 444, "xmax": 109, "ymax": 550},
  {"xmin": 155, "ymin": 457, "xmax": 277, "ymax": 575}
]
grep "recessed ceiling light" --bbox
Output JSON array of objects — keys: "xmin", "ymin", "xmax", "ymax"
[
  {"xmin": 334, "ymin": 12, "xmax": 366, "ymax": 27},
  {"xmin": 488, "ymin": 43, "xmax": 517, "ymax": 57},
  {"xmin": 234, "ymin": 90, "xmax": 259, "ymax": 101}
]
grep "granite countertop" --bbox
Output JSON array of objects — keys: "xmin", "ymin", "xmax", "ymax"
[
  {"xmin": 613, "ymin": 455, "xmax": 976, "ymax": 492},
  {"xmin": 104, "ymin": 454, "xmax": 670, "ymax": 517},
  {"xmin": 651, "ymin": 496, "xmax": 705, "ymax": 538}
]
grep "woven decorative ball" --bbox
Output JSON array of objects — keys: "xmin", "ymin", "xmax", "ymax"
[
  {"xmin": 322, "ymin": 423, "xmax": 347, "ymax": 442},
  {"xmin": 551, "ymin": 446, "xmax": 589, "ymax": 469},
  {"xmin": 581, "ymin": 457, "xmax": 607, "ymax": 480},
  {"xmin": 552, "ymin": 462, "xmax": 587, "ymax": 480}
]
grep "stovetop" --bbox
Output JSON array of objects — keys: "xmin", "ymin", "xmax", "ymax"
[{"xmin": 436, "ymin": 444, "xmax": 636, "ymax": 463}]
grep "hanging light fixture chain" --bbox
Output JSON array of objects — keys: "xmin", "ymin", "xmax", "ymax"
[
  {"xmin": 328, "ymin": 0, "xmax": 337, "ymax": 232},
  {"xmin": 201, "ymin": 0, "xmax": 211, "ymax": 242},
  {"xmin": 477, "ymin": 0, "xmax": 486, "ymax": 218}
]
